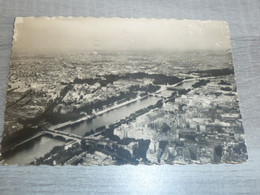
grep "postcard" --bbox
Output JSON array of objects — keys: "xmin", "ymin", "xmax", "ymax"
[{"xmin": 1, "ymin": 17, "xmax": 247, "ymax": 165}]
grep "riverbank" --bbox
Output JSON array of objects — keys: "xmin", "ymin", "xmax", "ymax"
[{"xmin": 49, "ymin": 90, "xmax": 161, "ymax": 131}]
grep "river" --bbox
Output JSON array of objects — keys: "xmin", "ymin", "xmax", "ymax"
[
  {"xmin": 60, "ymin": 96, "xmax": 160, "ymax": 136},
  {"xmin": 3, "ymin": 96, "xmax": 161, "ymax": 164},
  {"xmin": 3, "ymin": 136, "xmax": 65, "ymax": 165}
]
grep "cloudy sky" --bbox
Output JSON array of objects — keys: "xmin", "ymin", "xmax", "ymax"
[{"xmin": 12, "ymin": 17, "xmax": 231, "ymax": 56}]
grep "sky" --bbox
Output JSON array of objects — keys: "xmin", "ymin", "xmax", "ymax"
[{"xmin": 12, "ymin": 17, "xmax": 231, "ymax": 56}]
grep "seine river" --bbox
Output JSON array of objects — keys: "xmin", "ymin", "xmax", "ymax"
[
  {"xmin": 3, "ymin": 96, "xmax": 160, "ymax": 165},
  {"xmin": 60, "ymin": 96, "xmax": 160, "ymax": 136},
  {"xmin": 3, "ymin": 136, "xmax": 65, "ymax": 165}
]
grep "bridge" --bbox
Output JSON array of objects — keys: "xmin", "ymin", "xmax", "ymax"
[
  {"xmin": 149, "ymin": 93, "xmax": 167, "ymax": 98},
  {"xmin": 0, "ymin": 129, "xmax": 84, "ymax": 154},
  {"xmin": 44, "ymin": 129, "xmax": 83, "ymax": 142},
  {"xmin": 0, "ymin": 131, "xmax": 45, "ymax": 154}
]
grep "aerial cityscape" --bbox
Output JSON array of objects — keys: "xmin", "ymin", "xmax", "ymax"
[{"xmin": 0, "ymin": 17, "xmax": 247, "ymax": 165}]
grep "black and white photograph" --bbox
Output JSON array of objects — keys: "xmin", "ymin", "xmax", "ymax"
[{"xmin": 0, "ymin": 17, "xmax": 248, "ymax": 165}]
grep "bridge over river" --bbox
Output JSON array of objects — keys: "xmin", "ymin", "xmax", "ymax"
[{"xmin": 1, "ymin": 75, "xmax": 217, "ymax": 165}]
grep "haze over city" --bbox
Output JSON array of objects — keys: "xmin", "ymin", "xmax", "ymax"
[{"xmin": 12, "ymin": 17, "xmax": 231, "ymax": 56}]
